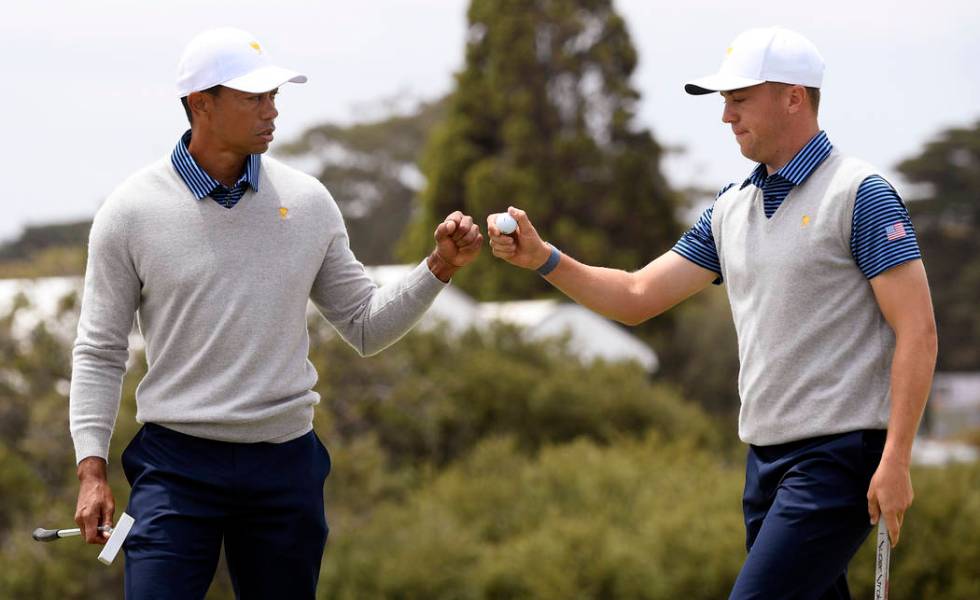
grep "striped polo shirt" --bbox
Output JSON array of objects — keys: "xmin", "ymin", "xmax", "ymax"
[
  {"xmin": 170, "ymin": 130, "xmax": 260, "ymax": 209},
  {"xmin": 673, "ymin": 131, "xmax": 921, "ymax": 281}
]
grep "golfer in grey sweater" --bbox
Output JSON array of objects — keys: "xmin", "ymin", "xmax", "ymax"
[{"xmin": 70, "ymin": 28, "xmax": 483, "ymax": 599}]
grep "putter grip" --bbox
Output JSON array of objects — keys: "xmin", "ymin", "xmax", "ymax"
[
  {"xmin": 874, "ymin": 520, "xmax": 891, "ymax": 600},
  {"xmin": 32, "ymin": 528, "xmax": 62, "ymax": 542}
]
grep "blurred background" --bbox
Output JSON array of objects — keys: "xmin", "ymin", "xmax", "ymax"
[{"xmin": 1, "ymin": 0, "xmax": 978, "ymax": 598}]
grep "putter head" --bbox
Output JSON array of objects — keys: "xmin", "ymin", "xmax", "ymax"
[{"xmin": 98, "ymin": 512, "xmax": 135, "ymax": 565}]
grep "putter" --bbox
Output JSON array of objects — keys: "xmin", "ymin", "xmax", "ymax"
[
  {"xmin": 32, "ymin": 512, "xmax": 135, "ymax": 565},
  {"xmin": 874, "ymin": 519, "xmax": 890, "ymax": 600}
]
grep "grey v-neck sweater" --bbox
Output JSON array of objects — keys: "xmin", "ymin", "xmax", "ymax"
[{"xmin": 70, "ymin": 156, "xmax": 447, "ymax": 462}]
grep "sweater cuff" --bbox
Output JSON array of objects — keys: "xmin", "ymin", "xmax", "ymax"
[
  {"xmin": 72, "ymin": 429, "xmax": 111, "ymax": 465},
  {"xmin": 416, "ymin": 258, "xmax": 452, "ymax": 290}
]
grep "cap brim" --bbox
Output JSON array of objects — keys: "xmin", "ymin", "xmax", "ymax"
[
  {"xmin": 222, "ymin": 65, "xmax": 307, "ymax": 93},
  {"xmin": 684, "ymin": 73, "xmax": 765, "ymax": 95}
]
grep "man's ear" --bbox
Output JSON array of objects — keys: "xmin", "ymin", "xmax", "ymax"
[
  {"xmin": 785, "ymin": 85, "xmax": 807, "ymax": 115},
  {"xmin": 187, "ymin": 91, "xmax": 213, "ymax": 122}
]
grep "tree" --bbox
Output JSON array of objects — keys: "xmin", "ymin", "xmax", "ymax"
[
  {"xmin": 0, "ymin": 221, "xmax": 91, "ymax": 262},
  {"xmin": 0, "ymin": 222, "xmax": 90, "ymax": 278},
  {"xmin": 897, "ymin": 119, "xmax": 980, "ymax": 370},
  {"xmin": 400, "ymin": 0, "xmax": 682, "ymax": 300}
]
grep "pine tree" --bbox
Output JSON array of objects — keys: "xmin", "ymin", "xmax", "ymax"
[
  {"xmin": 898, "ymin": 119, "xmax": 980, "ymax": 369},
  {"xmin": 401, "ymin": 0, "xmax": 681, "ymax": 299}
]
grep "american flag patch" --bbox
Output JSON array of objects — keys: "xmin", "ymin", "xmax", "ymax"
[{"xmin": 884, "ymin": 222, "xmax": 907, "ymax": 241}]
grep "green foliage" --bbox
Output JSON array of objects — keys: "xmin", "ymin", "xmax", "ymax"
[
  {"xmin": 0, "ymin": 292, "xmax": 125, "ymax": 599},
  {"xmin": 309, "ymin": 321, "xmax": 726, "ymax": 468},
  {"xmin": 1, "ymin": 296, "xmax": 979, "ymax": 598},
  {"xmin": 897, "ymin": 119, "xmax": 980, "ymax": 370},
  {"xmin": 400, "ymin": 0, "xmax": 682, "ymax": 300},
  {"xmin": 319, "ymin": 435, "xmax": 746, "ymax": 600}
]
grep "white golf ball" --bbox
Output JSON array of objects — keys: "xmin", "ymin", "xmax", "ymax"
[{"xmin": 496, "ymin": 213, "xmax": 518, "ymax": 235}]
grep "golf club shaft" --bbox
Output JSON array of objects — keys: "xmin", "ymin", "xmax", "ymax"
[{"xmin": 33, "ymin": 525, "xmax": 111, "ymax": 542}]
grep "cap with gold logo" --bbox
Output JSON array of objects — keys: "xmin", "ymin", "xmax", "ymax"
[
  {"xmin": 176, "ymin": 27, "xmax": 307, "ymax": 97},
  {"xmin": 685, "ymin": 27, "xmax": 824, "ymax": 95}
]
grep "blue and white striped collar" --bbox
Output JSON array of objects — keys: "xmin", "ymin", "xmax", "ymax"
[
  {"xmin": 742, "ymin": 130, "xmax": 833, "ymax": 190},
  {"xmin": 170, "ymin": 130, "xmax": 261, "ymax": 199}
]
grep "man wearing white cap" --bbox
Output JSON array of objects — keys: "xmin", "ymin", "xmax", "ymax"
[
  {"xmin": 69, "ymin": 27, "xmax": 483, "ymax": 598},
  {"xmin": 487, "ymin": 26, "xmax": 936, "ymax": 598}
]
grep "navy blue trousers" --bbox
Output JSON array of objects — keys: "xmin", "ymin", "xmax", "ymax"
[
  {"xmin": 730, "ymin": 429, "xmax": 886, "ymax": 600},
  {"xmin": 120, "ymin": 423, "xmax": 332, "ymax": 600}
]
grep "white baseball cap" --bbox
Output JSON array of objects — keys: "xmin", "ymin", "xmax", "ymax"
[
  {"xmin": 176, "ymin": 27, "xmax": 307, "ymax": 97},
  {"xmin": 685, "ymin": 27, "xmax": 824, "ymax": 95}
]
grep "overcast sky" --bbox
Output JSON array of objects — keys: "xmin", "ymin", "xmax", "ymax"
[{"xmin": 4, "ymin": 0, "xmax": 979, "ymax": 243}]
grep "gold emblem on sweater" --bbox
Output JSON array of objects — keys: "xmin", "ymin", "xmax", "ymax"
[
  {"xmin": 801, "ymin": 215, "xmax": 811, "ymax": 228},
  {"xmin": 279, "ymin": 207, "xmax": 289, "ymax": 219}
]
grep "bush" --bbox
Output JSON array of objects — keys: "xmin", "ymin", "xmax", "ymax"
[
  {"xmin": 310, "ymin": 323, "xmax": 731, "ymax": 469},
  {"xmin": 319, "ymin": 435, "xmax": 746, "ymax": 600}
]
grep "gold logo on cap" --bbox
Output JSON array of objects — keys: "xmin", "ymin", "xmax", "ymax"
[
  {"xmin": 801, "ymin": 215, "xmax": 811, "ymax": 227},
  {"xmin": 250, "ymin": 41, "xmax": 262, "ymax": 53},
  {"xmin": 726, "ymin": 46, "xmax": 734, "ymax": 56},
  {"xmin": 279, "ymin": 207, "xmax": 289, "ymax": 219}
]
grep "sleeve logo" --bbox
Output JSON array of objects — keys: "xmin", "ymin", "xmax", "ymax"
[{"xmin": 884, "ymin": 222, "xmax": 907, "ymax": 241}]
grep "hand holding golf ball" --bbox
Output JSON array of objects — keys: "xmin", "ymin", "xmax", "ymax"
[
  {"xmin": 487, "ymin": 207, "xmax": 551, "ymax": 270},
  {"xmin": 495, "ymin": 213, "xmax": 518, "ymax": 235}
]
